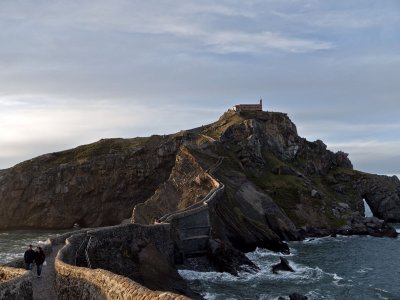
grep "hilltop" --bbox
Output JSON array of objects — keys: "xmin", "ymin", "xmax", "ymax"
[{"xmin": 0, "ymin": 109, "xmax": 399, "ymax": 252}]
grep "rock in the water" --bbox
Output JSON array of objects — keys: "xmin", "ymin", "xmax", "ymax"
[
  {"xmin": 289, "ymin": 292, "xmax": 308, "ymax": 300},
  {"xmin": 338, "ymin": 215, "xmax": 398, "ymax": 238},
  {"xmin": 271, "ymin": 256, "xmax": 295, "ymax": 274},
  {"xmin": 207, "ymin": 239, "xmax": 259, "ymax": 276},
  {"xmin": 310, "ymin": 189, "xmax": 322, "ymax": 198}
]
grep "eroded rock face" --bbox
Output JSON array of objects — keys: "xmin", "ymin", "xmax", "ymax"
[
  {"xmin": 132, "ymin": 146, "xmax": 217, "ymax": 224},
  {"xmin": 353, "ymin": 174, "xmax": 400, "ymax": 222},
  {"xmin": 220, "ymin": 112, "xmax": 301, "ymax": 165},
  {"xmin": 0, "ymin": 137, "xmax": 180, "ymax": 229},
  {"xmin": 210, "ymin": 180, "xmax": 297, "ymax": 253}
]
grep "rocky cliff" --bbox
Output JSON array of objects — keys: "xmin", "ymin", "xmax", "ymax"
[
  {"xmin": 1, "ymin": 110, "xmax": 399, "ymax": 251},
  {"xmin": 132, "ymin": 146, "xmax": 217, "ymax": 224},
  {"xmin": 0, "ymin": 136, "xmax": 181, "ymax": 229}
]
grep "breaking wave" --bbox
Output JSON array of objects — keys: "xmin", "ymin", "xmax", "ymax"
[{"xmin": 180, "ymin": 229, "xmax": 400, "ymax": 299}]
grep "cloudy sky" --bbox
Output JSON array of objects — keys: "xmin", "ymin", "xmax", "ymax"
[{"xmin": 0, "ymin": 0, "xmax": 399, "ymax": 176}]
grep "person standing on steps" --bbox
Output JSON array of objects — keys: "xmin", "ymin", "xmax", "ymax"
[
  {"xmin": 34, "ymin": 246, "xmax": 46, "ymax": 277},
  {"xmin": 24, "ymin": 244, "xmax": 36, "ymax": 271}
]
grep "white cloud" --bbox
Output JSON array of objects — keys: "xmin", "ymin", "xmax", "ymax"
[
  {"xmin": 0, "ymin": 94, "xmax": 222, "ymax": 169},
  {"xmin": 271, "ymin": 5, "xmax": 399, "ymax": 30},
  {"xmin": 328, "ymin": 140, "xmax": 400, "ymax": 175},
  {"xmin": 297, "ymin": 121, "xmax": 400, "ymax": 140},
  {"xmin": 206, "ymin": 31, "xmax": 333, "ymax": 54}
]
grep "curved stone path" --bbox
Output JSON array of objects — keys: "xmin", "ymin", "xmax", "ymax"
[{"xmin": 32, "ymin": 244, "xmax": 63, "ymax": 300}]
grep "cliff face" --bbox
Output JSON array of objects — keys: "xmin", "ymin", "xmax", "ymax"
[
  {"xmin": 132, "ymin": 146, "xmax": 217, "ymax": 224},
  {"xmin": 1, "ymin": 110, "xmax": 399, "ymax": 251},
  {"xmin": 0, "ymin": 136, "xmax": 181, "ymax": 229}
]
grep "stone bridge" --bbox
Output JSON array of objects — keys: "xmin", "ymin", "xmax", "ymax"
[{"xmin": 1, "ymin": 156, "xmax": 225, "ymax": 299}]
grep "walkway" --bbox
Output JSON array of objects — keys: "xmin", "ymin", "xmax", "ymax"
[{"xmin": 32, "ymin": 244, "xmax": 63, "ymax": 300}]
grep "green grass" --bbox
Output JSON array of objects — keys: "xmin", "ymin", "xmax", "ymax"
[
  {"xmin": 51, "ymin": 137, "xmax": 150, "ymax": 164},
  {"xmin": 202, "ymin": 111, "xmax": 244, "ymax": 139}
]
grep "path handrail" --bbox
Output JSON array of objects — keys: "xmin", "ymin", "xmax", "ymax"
[
  {"xmin": 74, "ymin": 235, "xmax": 88, "ymax": 266},
  {"xmin": 85, "ymin": 236, "xmax": 93, "ymax": 269},
  {"xmin": 158, "ymin": 156, "xmax": 225, "ymax": 223}
]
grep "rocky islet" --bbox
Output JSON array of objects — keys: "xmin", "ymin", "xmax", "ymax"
[{"xmin": 1, "ymin": 109, "xmax": 399, "ymax": 298}]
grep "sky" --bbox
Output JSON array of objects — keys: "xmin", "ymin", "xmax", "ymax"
[{"xmin": 0, "ymin": 0, "xmax": 399, "ymax": 176}]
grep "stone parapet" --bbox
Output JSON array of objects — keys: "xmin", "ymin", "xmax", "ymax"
[
  {"xmin": 55, "ymin": 229, "xmax": 189, "ymax": 300},
  {"xmin": 0, "ymin": 266, "xmax": 33, "ymax": 300}
]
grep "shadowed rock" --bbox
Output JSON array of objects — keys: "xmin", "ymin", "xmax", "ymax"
[
  {"xmin": 338, "ymin": 215, "xmax": 398, "ymax": 238},
  {"xmin": 289, "ymin": 292, "xmax": 308, "ymax": 300},
  {"xmin": 271, "ymin": 257, "xmax": 294, "ymax": 274},
  {"xmin": 207, "ymin": 239, "xmax": 259, "ymax": 276}
]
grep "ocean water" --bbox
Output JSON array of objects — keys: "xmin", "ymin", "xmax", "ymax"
[
  {"xmin": 179, "ymin": 224, "xmax": 400, "ymax": 300},
  {"xmin": 0, "ymin": 229, "xmax": 72, "ymax": 264},
  {"xmin": 1, "ymin": 227, "xmax": 399, "ymax": 299}
]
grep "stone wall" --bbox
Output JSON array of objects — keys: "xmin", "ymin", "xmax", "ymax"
[
  {"xmin": 0, "ymin": 266, "xmax": 32, "ymax": 300},
  {"xmin": 86, "ymin": 223, "xmax": 175, "ymax": 263},
  {"xmin": 166, "ymin": 180, "xmax": 225, "ymax": 257},
  {"xmin": 55, "ymin": 225, "xmax": 190, "ymax": 299}
]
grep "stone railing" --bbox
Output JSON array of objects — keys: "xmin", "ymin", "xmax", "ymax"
[
  {"xmin": 0, "ymin": 266, "xmax": 32, "ymax": 300},
  {"xmin": 55, "ymin": 224, "xmax": 189, "ymax": 300},
  {"xmin": 158, "ymin": 156, "xmax": 225, "ymax": 257},
  {"xmin": 160, "ymin": 179, "xmax": 224, "ymax": 222},
  {"xmin": 159, "ymin": 157, "xmax": 225, "ymax": 223}
]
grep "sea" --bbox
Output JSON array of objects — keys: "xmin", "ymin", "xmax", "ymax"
[
  {"xmin": 177, "ymin": 201, "xmax": 400, "ymax": 299},
  {"xmin": 1, "ymin": 201, "xmax": 398, "ymax": 300},
  {"xmin": 0, "ymin": 229, "xmax": 72, "ymax": 263},
  {"xmin": 179, "ymin": 224, "xmax": 400, "ymax": 300},
  {"xmin": 1, "ymin": 226, "xmax": 399, "ymax": 300}
]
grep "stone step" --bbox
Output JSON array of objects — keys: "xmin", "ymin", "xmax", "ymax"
[
  {"xmin": 185, "ymin": 250, "xmax": 208, "ymax": 258},
  {"xmin": 179, "ymin": 228, "xmax": 210, "ymax": 239},
  {"xmin": 181, "ymin": 235, "xmax": 209, "ymax": 241}
]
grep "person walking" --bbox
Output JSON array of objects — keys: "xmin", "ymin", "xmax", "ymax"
[
  {"xmin": 24, "ymin": 244, "xmax": 36, "ymax": 271},
  {"xmin": 34, "ymin": 247, "xmax": 46, "ymax": 277}
]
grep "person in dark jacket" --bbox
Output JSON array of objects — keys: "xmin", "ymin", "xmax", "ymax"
[
  {"xmin": 34, "ymin": 247, "xmax": 46, "ymax": 277},
  {"xmin": 24, "ymin": 245, "xmax": 36, "ymax": 271}
]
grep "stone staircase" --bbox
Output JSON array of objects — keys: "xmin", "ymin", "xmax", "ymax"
[{"xmin": 159, "ymin": 156, "xmax": 225, "ymax": 258}]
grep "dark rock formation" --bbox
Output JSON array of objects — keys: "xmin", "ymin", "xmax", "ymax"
[
  {"xmin": 353, "ymin": 174, "xmax": 400, "ymax": 222},
  {"xmin": 210, "ymin": 181, "xmax": 295, "ymax": 253},
  {"xmin": 337, "ymin": 214, "xmax": 398, "ymax": 238},
  {"xmin": 271, "ymin": 257, "xmax": 295, "ymax": 274},
  {"xmin": 278, "ymin": 293, "xmax": 308, "ymax": 300},
  {"xmin": 206, "ymin": 239, "xmax": 259, "ymax": 276},
  {"xmin": 289, "ymin": 292, "xmax": 308, "ymax": 300}
]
